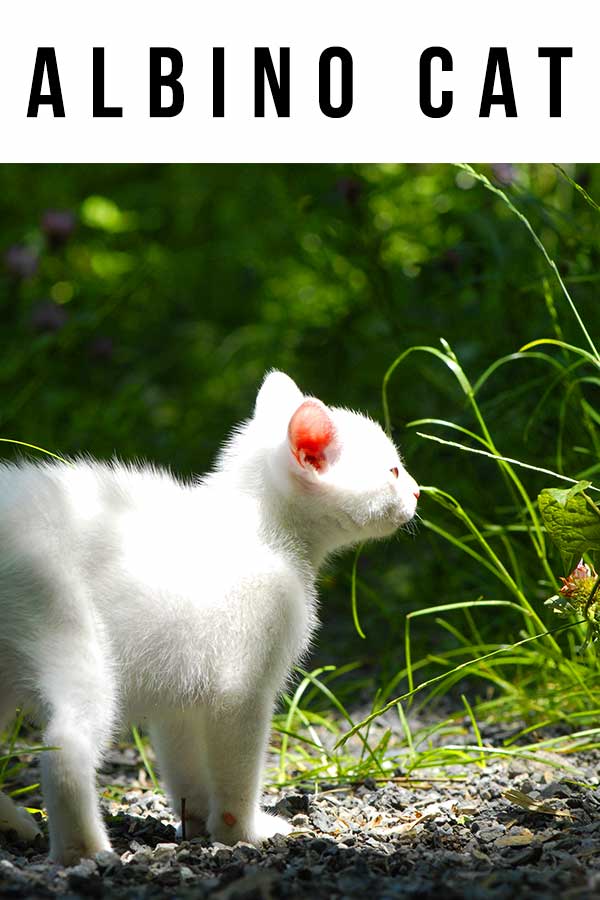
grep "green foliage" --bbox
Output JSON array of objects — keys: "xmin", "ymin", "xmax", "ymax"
[
  {"xmin": 3, "ymin": 163, "xmax": 600, "ymax": 785},
  {"xmin": 0, "ymin": 712, "xmax": 53, "ymax": 812},
  {"xmin": 276, "ymin": 164, "xmax": 600, "ymax": 783},
  {"xmin": 131, "ymin": 725, "xmax": 162, "ymax": 794},
  {"xmin": 538, "ymin": 485, "xmax": 600, "ymax": 567}
]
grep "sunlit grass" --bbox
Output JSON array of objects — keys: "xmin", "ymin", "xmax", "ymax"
[
  {"xmin": 3, "ymin": 165, "xmax": 600, "ymax": 801},
  {"xmin": 272, "ymin": 166, "xmax": 600, "ymax": 789}
]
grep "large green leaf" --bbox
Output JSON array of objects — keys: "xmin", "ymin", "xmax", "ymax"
[{"xmin": 538, "ymin": 485, "xmax": 600, "ymax": 563}]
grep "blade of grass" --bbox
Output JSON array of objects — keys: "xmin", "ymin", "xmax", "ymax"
[
  {"xmin": 0, "ymin": 710, "xmax": 24, "ymax": 784},
  {"xmin": 405, "ymin": 599, "xmax": 533, "ymax": 700},
  {"xmin": 278, "ymin": 665, "xmax": 336, "ymax": 784},
  {"xmin": 416, "ymin": 434, "xmax": 600, "ymax": 493},
  {"xmin": 296, "ymin": 667, "xmax": 386, "ymax": 776},
  {"xmin": 131, "ymin": 725, "xmax": 161, "ymax": 793},
  {"xmin": 472, "ymin": 351, "xmax": 565, "ymax": 396},
  {"xmin": 335, "ymin": 619, "xmax": 585, "ymax": 750},
  {"xmin": 554, "ymin": 164, "xmax": 600, "ymax": 215},
  {"xmin": 456, "ymin": 164, "xmax": 600, "ymax": 364},
  {"xmin": 0, "ymin": 439, "xmax": 69, "ymax": 464},
  {"xmin": 350, "ymin": 544, "xmax": 366, "ymax": 639},
  {"xmin": 461, "ymin": 694, "xmax": 485, "ymax": 767}
]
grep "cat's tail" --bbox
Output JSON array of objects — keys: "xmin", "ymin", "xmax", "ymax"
[{"xmin": 0, "ymin": 790, "xmax": 41, "ymax": 840}]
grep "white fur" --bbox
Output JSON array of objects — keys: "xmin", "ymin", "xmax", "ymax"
[{"xmin": 0, "ymin": 371, "xmax": 418, "ymax": 864}]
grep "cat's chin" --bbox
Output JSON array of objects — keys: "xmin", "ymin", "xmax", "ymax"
[
  {"xmin": 366, "ymin": 516, "xmax": 413, "ymax": 540},
  {"xmin": 373, "ymin": 521, "xmax": 403, "ymax": 539},
  {"xmin": 361, "ymin": 513, "xmax": 413, "ymax": 540}
]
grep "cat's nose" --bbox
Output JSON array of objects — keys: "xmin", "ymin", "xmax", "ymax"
[{"xmin": 407, "ymin": 477, "xmax": 420, "ymax": 500}]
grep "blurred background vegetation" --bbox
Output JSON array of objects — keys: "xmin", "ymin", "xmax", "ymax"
[{"xmin": 2, "ymin": 163, "xmax": 599, "ymax": 708}]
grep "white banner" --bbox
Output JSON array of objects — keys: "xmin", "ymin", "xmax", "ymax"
[{"xmin": 1, "ymin": 0, "xmax": 595, "ymax": 161}]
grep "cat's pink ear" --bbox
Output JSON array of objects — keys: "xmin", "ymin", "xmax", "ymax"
[{"xmin": 288, "ymin": 400, "xmax": 336, "ymax": 472}]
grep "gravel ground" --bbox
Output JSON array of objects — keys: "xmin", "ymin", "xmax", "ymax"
[{"xmin": 1, "ymin": 734, "xmax": 600, "ymax": 899}]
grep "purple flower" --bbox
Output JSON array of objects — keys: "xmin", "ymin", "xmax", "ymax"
[
  {"xmin": 41, "ymin": 209, "xmax": 77, "ymax": 246},
  {"xmin": 29, "ymin": 300, "xmax": 68, "ymax": 333},
  {"xmin": 491, "ymin": 164, "xmax": 517, "ymax": 186},
  {"xmin": 4, "ymin": 244, "xmax": 39, "ymax": 279}
]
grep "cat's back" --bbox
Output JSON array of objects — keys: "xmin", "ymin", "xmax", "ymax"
[
  {"xmin": 0, "ymin": 455, "xmax": 296, "ymax": 606},
  {"xmin": 0, "ymin": 458, "xmax": 85, "ymax": 548},
  {"xmin": 0, "ymin": 456, "xmax": 195, "ymax": 573}
]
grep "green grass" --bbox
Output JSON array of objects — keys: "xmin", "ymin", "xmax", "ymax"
[
  {"xmin": 271, "ymin": 165, "xmax": 600, "ymax": 790},
  {"xmin": 3, "ymin": 164, "xmax": 600, "ymax": 800},
  {"xmin": 131, "ymin": 725, "xmax": 162, "ymax": 794},
  {"xmin": 0, "ymin": 712, "xmax": 55, "ymax": 815}
]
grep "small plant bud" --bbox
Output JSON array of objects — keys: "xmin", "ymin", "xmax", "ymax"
[
  {"xmin": 546, "ymin": 559, "xmax": 600, "ymax": 651},
  {"xmin": 559, "ymin": 559, "xmax": 597, "ymax": 601}
]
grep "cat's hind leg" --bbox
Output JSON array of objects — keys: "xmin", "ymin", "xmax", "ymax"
[
  {"xmin": 149, "ymin": 710, "xmax": 210, "ymax": 839},
  {"xmin": 35, "ymin": 633, "xmax": 117, "ymax": 866}
]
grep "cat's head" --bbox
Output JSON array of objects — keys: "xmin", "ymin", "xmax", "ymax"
[{"xmin": 254, "ymin": 371, "xmax": 419, "ymax": 545}]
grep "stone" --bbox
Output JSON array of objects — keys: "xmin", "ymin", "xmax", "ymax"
[{"xmin": 152, "ymin": 842, "xmax": 178, "ymax": 862}]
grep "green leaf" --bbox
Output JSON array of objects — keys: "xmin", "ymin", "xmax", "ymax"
[
  {"xmin": 565, "ymin": 481, "xmax": 594, "ymax": 501},
  {"xmin": 538, "ymin": 487, "xmax": 600, "ymax": 563}
]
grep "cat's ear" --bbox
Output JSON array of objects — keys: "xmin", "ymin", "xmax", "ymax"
[
  {"xmin": 255, "ymin": 371, "xmax": 304, "ymax": 419},
  {"xmin": 288, "ymin": 400, "xmax": 338, "ymax": 473}
]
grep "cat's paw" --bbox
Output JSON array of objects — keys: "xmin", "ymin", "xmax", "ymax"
[
  {"xmin": 0, "ymin": 804, "xmax": 41, "ymax": 841},
  {"xmin": 207, "ymin": 809, "xmax": 291, "ymax": 846},
  {"xmin": 14, "ymin": 807, "xmax": 41, "ymax": 841},
  {"xmin": 50, "ymin": 834, "xmax": 111, "ymax": 867},
  {"xmin": 250, "ymin": 810, "xmax": 293, "ymax": 843}
]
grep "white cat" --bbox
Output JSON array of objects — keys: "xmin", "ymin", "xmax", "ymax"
[{"xmin": 0, "ymin": 371, "xmax": 419, "ymax": 865}]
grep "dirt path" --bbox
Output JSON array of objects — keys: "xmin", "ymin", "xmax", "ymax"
[{"xmin": 1, "ymin": 742, "xmax": 599, "ymax": 899}]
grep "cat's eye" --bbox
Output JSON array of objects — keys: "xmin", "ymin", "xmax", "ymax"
[{"xmin": 390, "ymin": 467, "xmax": 399, "ymax": 479}]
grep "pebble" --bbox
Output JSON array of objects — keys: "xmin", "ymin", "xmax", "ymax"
[
  {"xmin": 291, "ymin": 813, "xmax": 311, "ymax": 829},
  {"xmin": 179, "ymin": 865, "xmax": 195, "ymax": 881},
  {"xmin": 67, "ymin": 861, "xmax": 103, "ymax": 897},
  {"xmin": 95, "ymin": 849, "xmax": 122, "ymax": 872},
  {"xmin": 1, "ymin": 730, "xmax": 598, "ymax": 900},
  {"xmin": 152, "ymin": 842, "xmax": 178, "ymax": 862}
]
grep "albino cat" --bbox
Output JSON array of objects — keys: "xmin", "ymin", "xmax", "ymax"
[{"xmin": 0, "ymin": 371, "xmax": 419, "ymax": 865}]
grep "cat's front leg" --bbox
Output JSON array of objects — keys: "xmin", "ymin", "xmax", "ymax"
[
  {"xmin": 149, "ymin": 711, "xmax": 211, "ymax": 839},
  {"xmin": 203, "ymin": 692, "xmax": 291, "ymax": 845}
]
